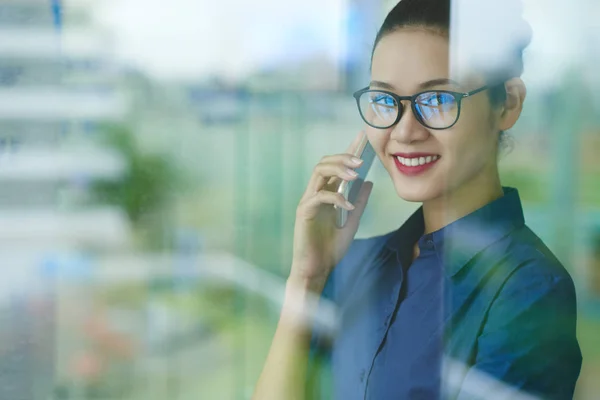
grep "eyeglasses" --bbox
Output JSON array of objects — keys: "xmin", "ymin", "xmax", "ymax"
[{"xmin": 353, "ymin": 85, "xmax": 489, "ymax": 130}]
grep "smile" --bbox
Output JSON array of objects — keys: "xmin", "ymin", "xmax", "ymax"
[
  {"xmin": 395, "ymin": 155, "xmax": 440, "ymax": 167},
  {"xmin": 392, "ymin": 153, "xmax": 440, "ymax": 176}
]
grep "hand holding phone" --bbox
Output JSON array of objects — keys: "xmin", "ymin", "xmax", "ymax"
[
  {"xmin": 290, "ymin": 131, "xmax": 375, "ymax": 289},
  {"xmin": 335, "ymin": 133, "xmax": 376, "ymax": 228}
]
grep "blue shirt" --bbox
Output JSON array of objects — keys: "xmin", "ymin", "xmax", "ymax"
[{"xmin": 308, "ymin": 187, "xmax": 582, "ymax": 400}]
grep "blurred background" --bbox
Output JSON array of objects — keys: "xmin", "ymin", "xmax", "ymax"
[{"xmin": 0, "ymin": 0, "xmax": 598, "ymax": 398}]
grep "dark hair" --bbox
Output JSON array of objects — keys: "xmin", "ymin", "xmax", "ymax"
[{"xmin": 372, "ymin": 0, "xmax": 532, "ymax": 107}]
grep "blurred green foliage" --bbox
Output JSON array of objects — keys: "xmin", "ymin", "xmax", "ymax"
[
  {"xmin": 499, "ymin": 168, "xmax": 547, "ymax": 204},
  {"xmin": 91, "ymin": 124, "xmax": 181, "ymax": 248}
]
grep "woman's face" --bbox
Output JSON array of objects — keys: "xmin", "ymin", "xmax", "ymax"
[{"xmin": 367, "ymin": 29, "xmax": 502, "ymax": 203}]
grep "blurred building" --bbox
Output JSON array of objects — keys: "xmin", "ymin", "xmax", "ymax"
[
  {"xmin": 0, "ymin": 0, "xmax": 131, "ymax": 253},
  {"xmin": 0, "ymin": 0, "xmax": 132, "ymax": 397}
]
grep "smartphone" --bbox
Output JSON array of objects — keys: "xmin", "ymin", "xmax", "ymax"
[{"xmin": 335, "ymin": 133, "xmax": 376, "ymax": 228}]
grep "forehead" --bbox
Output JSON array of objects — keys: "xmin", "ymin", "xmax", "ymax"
[{"xmin": 371, "ymin": 29, "xmax": 452, "ymax": 93}]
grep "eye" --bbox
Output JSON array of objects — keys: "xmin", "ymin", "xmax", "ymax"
[
  {"xmin": 371, "ymin": 94, "xmax": 395, "ymax": 107},
  {"xmin": 368, "ymin": 93, "xmax": 396, "ymax": 117},
  {"xmin": 418, "ymin": 92, "xmax": 456, "ymax": 107}
]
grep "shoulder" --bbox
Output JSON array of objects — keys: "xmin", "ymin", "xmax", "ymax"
[
  {"xmin": 322, "ymin": 230, "xmax": 396, "ymax": 301},
  {"xmin": 498, "ymin": 224, "xmax": 575, "ymax": 292},
  {"xmin": 455, "ymin": 222, "xmax": 579, "ymax": 328},
  {"xmin": 472, "ymin": 227, "xmax": 582, "ymax": 397},
  {"xmin": 450, "ymin": 220, "xmax": 576, "ymax": 301},
  {"xmin": 483, "ymin": 223, "xmax": 578, "ymax": 329}
]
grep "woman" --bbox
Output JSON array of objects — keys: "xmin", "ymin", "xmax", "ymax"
[{"xmin": 253, "ymin": 0, "xmax": 582, "ymax": 399}]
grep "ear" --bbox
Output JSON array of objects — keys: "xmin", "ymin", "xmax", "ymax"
[{"xmin": 498, "ymin": 78, "xmax": 527, "ymax": 131}]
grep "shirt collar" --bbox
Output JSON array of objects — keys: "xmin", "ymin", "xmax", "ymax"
[{"xmin": 384, "ymin": 187, "xmax": 525, "ymax": 277}]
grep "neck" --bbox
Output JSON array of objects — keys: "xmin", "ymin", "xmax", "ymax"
[{"xmin": 421, "ymin": 168, "xmax": 503, "ymax": 235}]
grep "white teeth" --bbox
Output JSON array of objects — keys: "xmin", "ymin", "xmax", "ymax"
[{"xmin": 395, "ymin": 155, "xmax": 439, "ymax": 167}]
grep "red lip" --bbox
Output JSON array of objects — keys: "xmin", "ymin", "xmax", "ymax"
[
  {"xmin": 392, "ymin": 154, "xmax": 440, "ymax": 177},
  {"xmin": 392, "ymin": 152, "xmax": 439, "ymax": 158}
]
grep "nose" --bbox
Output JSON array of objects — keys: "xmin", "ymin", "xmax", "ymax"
[{"xmin": 389, "ymin": 101, "xmax": 431, "ymax": 144}]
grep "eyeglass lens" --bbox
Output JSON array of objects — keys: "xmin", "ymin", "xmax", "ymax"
[{"xmin": 358, "ymin": 91, "xmax": 459, "ymax": 129}]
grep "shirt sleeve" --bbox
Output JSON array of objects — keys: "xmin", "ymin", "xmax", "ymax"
[{"xmin": 451, "ymin": 262, "xmax": 582, "ymax": 400}]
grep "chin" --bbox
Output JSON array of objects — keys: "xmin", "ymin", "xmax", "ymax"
[{"xmin": 391, "ymin": 177, "xmax": 444, "ymax": 203}]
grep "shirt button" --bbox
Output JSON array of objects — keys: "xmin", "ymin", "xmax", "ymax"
[{"xmin": 360, "ymin": 370, "xmax": 366, "ymax": 382}]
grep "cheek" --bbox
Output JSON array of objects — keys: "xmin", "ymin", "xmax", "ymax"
[
  {"xmin": 365, "ymin": 128, "xmax": 390, "ymax": 159},
  {"xmin": 440, "ymin": 117, "xmax": 497, "ymax": 172}
]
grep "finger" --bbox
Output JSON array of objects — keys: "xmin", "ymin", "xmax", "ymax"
[
  {"xmin": 301, "ymin": 132, "xmax": 366, "ymax": 199},
  {"xmin": 304, "ymin": 158, "xmax": 362, "ymax": 196},
  {"xmin": 342, "ymin": 181, "xmax": 374, "ymax": 231},
  {"xmin": 320, "ymin": 133, "xmax": 365, "ymax": 191},
  {"xmin": 319, "ymin": 153, "xmax": 364, "ymax": 167},
  {"xmin": 297, "ymin": 190, "xmax": 354, "ymax": 221}
]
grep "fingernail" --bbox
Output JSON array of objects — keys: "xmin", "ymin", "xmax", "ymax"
[
  {"xmin": 351, "ymin": 157, "xmax": 363, "ymax": 165},
  {"xmin": 346, "ymin": 169, "xmax": 358, "ymax": 177},
  {"xmin": 345, "ymin": 201, "xmax": 355, "ymax": 210}
]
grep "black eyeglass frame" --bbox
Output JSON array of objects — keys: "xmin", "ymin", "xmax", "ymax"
[{"xmin": 352, "ymin": 85, "xmax": 489, "ymax": 130}]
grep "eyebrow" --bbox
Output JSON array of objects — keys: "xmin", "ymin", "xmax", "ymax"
[{"xmin": 370, "ymin": 78, "xmax": 462, "ymax": 91}]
